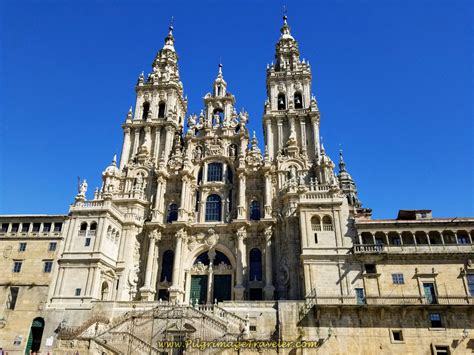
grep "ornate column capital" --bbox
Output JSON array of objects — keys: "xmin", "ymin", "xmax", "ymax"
[
  {"xmin": 176, "ymin": 228, "xmax": 187, "ymax": 241},
  {"xmin": 264, "ymin": 226, "xmax": 273, "ymax": 242},
  {"xmin": 149, "ymin": 229, "xmax": 162, "ymax": 241},
  {"xmin": 237, "ymin": 227, "xmax": 247, "ymax": 240}
]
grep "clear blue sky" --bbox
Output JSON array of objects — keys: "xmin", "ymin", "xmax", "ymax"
[{"xmin": 0, "ymin": 0, "xmax": 473, "ymax": 219}]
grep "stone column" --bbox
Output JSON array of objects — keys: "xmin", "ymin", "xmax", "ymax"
[
  {"xmin": 265, "ymin": 118, "xmax": 273, "ymax": 160},
  {"xmin": 207, "ymin": 249, "xmax": 216, "ymax": 304},
  {"xmin": 153, "ymin": 127, "xmax": 161, "ymax": 164},
  {"xmin": 163, "ymin": 126, "xmax": 174, "ymax": 162},
  {"xmin": 234, "ymin": 227, "xmax": 247, "ymax": 300},
  {"xmin": 264, "ymin": 173, "xmax": 272, "ymax": 218},
  {"xmin": 132, "ymin": 128, "xmax": 140, "ymax": 156},
  {"xmin": 144, "ymin": 126, "xmax": 152, "ymax": 152},
  {"xmin": 300, "ymin": 118, "xmax": 307, "ymax": 153},
  {"xmin": 237, "ymin": 173, "xmax": 246, "ymax": 219},
  {"xmin": 178, "ymin": 176, "xmax": 190, "ymax": 221},
  {"xmin": 169, "ymin": 229, "xmax": 186, "ymax": 302},
  {"xmin": 263, "ymin": 227, "xmax": 275, "ymax": 300},
  {"xmin": 277, "ymin": 118, "xmax": 283, "ymax": 152},
  {"xmin": 311, "ymin": 117, "xmax": 320, "ymax": 158},
  {"xmin": 153, "ymin": 176, "xmax": 167, "ymax": 222},
  {"xmin": 120, "ymin": 127, "xmax": 131, "ymax": 169},
  {"xmin": 140, "ymin": 230, "xmax": 161, "ymax": 300}
]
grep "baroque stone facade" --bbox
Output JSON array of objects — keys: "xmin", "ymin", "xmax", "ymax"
[{"xmin": 1, "ymin": 16, "xmax": 473, "ymax": 355}]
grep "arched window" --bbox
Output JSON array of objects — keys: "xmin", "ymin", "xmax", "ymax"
[
  {"xmin": 207, "ymin": 163, "xmax": 223, "ymax": 182},
  {"xmin": 158, "ymin": 102, "xmax": 166, "ymax": 118},
  {"xmin": 80, "ymin": 222, "xmax": 88, "ymax": 231},
  {"xmin": 249, "ymin": 248, "xmax": 262, "ymax": 281},
  {"xmin": 322, "ymin": 215, "xmax": 333, "ymax": 231},
  {"xmin": 213, "ymin": 108, "xmax": 224, "ymax": 126},
  {"xmin": 142, "ymin": 102, "xmax": 150, "ymax": 120},
  {"xmin": 160, "ymin": 250, "xmax": 174, "ymax": 282},
  {"xmin": 205, "ymin": 194, "xmax": 222, "ymax": 222},
  {"xmin": 101, "ymin": 282, "xmax": 109, "ymax": 300},
  {"xmin": 294, "ymin": 92, "xmax": 303, "ymax": 109},
  {"xmin": 90, "ymin": 222, "xmax": 97, "ymax": 231},
  {"xmin": 250, "ymin": 201, "xmax": 261, "ymax": 221},
  {"xmin": 214, "ymin": 251, "xmax": 231, "ymax": 266},
  {"xmin": 311, "ymin": 216, "xmax": 321, "ymax": 231},
  {"xmin": 167, "ymin": 203, "xmax": 178, "ymax": 223},
  {"xmin": 277, "ymin": 93, "xmax": 286, "ymax": 110}
]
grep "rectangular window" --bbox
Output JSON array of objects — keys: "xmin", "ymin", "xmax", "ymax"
[
  {"xmin": 53, "ymin": 222, "xmax": 63, "ymax": 232},
  {"xmin": 364, "ymin": 264, "xmax": 377, "ymax": 274},
  {"xmin": 430, "ymin": 313, "xmax": 443, "ymax": 328},
  {"xmin": 75, "ymin": 288, "xmax": 81, "ymax": 296},
  {"xmin": 13, "ymin": 261, "xmax": 22, "ymax": 273},
  {"xmin": 355, "ymin": 288, "xmax": 365, "ymax": 305},
  {"xmin": 391, "ymin": 330, "xmax": 403, "ymax": 342},
  {"xmin": 7, "ymin": 287, "xmax": 19, "ymax": 310},
  {"xmin": 392, "ymin": 273, "xmax": 404, "ymax": 285},
  {"xmin": 84, "ymin": 238, "xmax": 91, "ymax": 247},
  {"xmin": 44, "ymin": 261, "xmax": 53, "ymax": 273},
  {"xmin": 250, "ymin": 325, "xmax": 257, "ymax": 331},
  {"xmin": 42, "ymin": 223, "xmax": 51, "ymax": 232},
  {"xmin": 1, "ymin": 223, "xmax": 9, "ymax": 232},
  {"xmin": 48, "ymin": 242, "xmax": 57, "ymax": 252},
  {"xmin": 467, "ymin": 274, "xmax": 474, "ymax": 297},
  {"xmin": 32, "ymin": 223, "xmax": 41, "ymax": 232},
  {"xmin": 207, "ymin": 163, "xmax": 223, "ymax": 182},
  {"xmin": 314, "ymin": 233, "xmax": 318, "ymax": 244},
  {"xmin": 11, "ymin": 223, "xmax": 19, "ymax": 233},
  {"xmin": 21, "ymin": 223, "xmax": 30, "ymax": 232},
  {"xmin": 18, "ymin": 242, "xmax": 27, "ymax": 252}
]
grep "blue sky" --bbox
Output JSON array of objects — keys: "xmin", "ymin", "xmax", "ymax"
[{"xmin": 0, "ymin": 0, "xmax": 473, "ymax": 218}]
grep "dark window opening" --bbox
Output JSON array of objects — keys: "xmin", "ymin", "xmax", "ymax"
[
  {"xmin": 160, "ymin": 250, "xmax": 174, "ymax": 282},
  {"xmin": 21, "ymin": 223, "xmax": 30, "ymax": 232},
  {"xmin": 75, "ymin": 288, "xmax": 81, "ymax": 296},
  {"xmin": 430, "ymin": 313, "xmax": 443, "ymax": 328},
  {"xmin": 84, "ymin": 238, "xmax": 91, "ymax": 247},
  {"xmin": 392, "ymin": 330, "xmax": 403, "ymax": 341},
  {"xmin": 11, "ymin": 223, "xmax": 19, "ymax": 232},
  {"xmin": 249, "ymin": 248, "xmax": 262, "ymax": 281},
  {"xmin": 249, "ymin": 288, "xmax": 263, "ymax": 301},
  {"xmin": 1, "ymin": 223, "xmax": 9, "ymax": 232},
  {"xmin": 44, "ymin": 261, "xmax": 53, "ymax": 273},
  {"xmin": 158, "ymin": 102, "xmax": 166, "ymax": 118},
  {"xmin": 250, "ymin": 201, "xmax": 261, "ymax": 221},
  {"xmin": 54, "ymin": 223, "xmax": 63, "ymax": 232},
  {"xmin": 32, "ymin": 223, "xmax": 41, "ymax": 232},
  {"xmin": 43, "ymin": 223, "xmax": 51, "ymax": 232},
  {"xmin": 294, "ymin": 92, "xmax": 303, "ymax": 109},
  {"xmin": 364, "ymin": 264, "xmax": 377, "ymax": 274},
  {"xmin": 48, "ymin": 242, "xmax": 57, "ymax": 252},
  {"xmin": 13, "ymin": 261, "xmax": 22, "ymax": 273},
  {"xmin": 167, "ymin": 203, "xmax": 179, "ymax": 223},
  {"xmin": 142, "ymin": 102, "xmax": 150, "ymax": 120},
  {"xmin": 277, "ymin": 93, "xmax": 286, "ymax": 110},
  {"xmin": 19, "ymin": 242, "xmax": 27, "ymax": 252},
  {"xmin": 314, "ymin": 233, "xmax": 318, "ymax": 244}
]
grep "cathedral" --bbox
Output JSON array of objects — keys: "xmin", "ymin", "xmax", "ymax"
[{"xmin": 0, "ymin": 16, "xmax": 473, "ymax": 355}]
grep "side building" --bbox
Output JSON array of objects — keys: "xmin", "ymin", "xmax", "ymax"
[{"xmin": 0, "ymin": 216, "xmax": 67, "ymax": 354}]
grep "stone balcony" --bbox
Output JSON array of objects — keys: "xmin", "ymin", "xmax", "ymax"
[
  {"xmin": 353, "ymin": 243, "xmax": 474, "ymax": 255},
  {"xmin": 304, "ymin": 294, "xmax": 474, "ymax": 306}
]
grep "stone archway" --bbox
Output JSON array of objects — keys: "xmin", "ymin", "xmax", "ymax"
[
  {"xmin": 188, "ymin": 249, "xmax": 234, "ymax": 305},
  {"xmin": 25, "ymin": 317, "xmax": 45, "ymax": 354}
]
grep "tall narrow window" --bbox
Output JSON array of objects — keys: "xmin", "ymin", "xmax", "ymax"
[
  {"xmin": 167, "ymin": 203, "xmax": 178, "ymax": 223},
  {"xmin": 249, "ymin": 248, "xmax": 262, "ymax": 281},
  {"xmin": 43, "ymin": 261, "xmax": 53, "ymax": 273},
  {"xmin": 294, "ymin": 92, "xmax": 303, "ymax": 109},
  {"xmin": 205, "ymin": 194, "xmax": 222, "ymax": 222},
  {"xmin": 1, "ymin": 223, "xmax": 9, "ymax": 232},
  {"xmin": 13, "ymin": 261, "xmax": 22, "ymax": 273},
  {"xmin": 43, "ymin": 223, "xmax": 51, "ymax": 232},
  {"xmin": 160, "ymin": 250, "xmax": 174, "ymax": 282},
  {"xmin": 277, "ymin": 93, "xmax": 286, "ymax": 110},
  {"xmin": 250, "ymin": 201, "xmax": 261, "ymax": 221},
  {"xmin": 467, "ymin": 274, "xmax": 474, "ymax": 296},
  {"xmin": 142, "ymin": 102, "xmax": 150, "ymax": 120},
  {"xmin": 7, "ymin": 287, "xmax": 19, "ymax": 310},
  {"xmin": 207, "ymin": 163, "xmax": 223, "ymax": 182},
  {"xmin": 19, "ymin": 242, "xmax": 27, "ymax": 252},
  {"xmin": 158, "ymin": 102, "xmax": 166, "ymax": 118},
  {"xmin": 54, "ymin": 223, "xmax": 63, "ymax": 232}
]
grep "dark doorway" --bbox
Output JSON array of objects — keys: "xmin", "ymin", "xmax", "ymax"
[
  {"xmin": 25, "ymin": 317, "xmax": 45, "ymax": 354},
  {"xmin": 213, "ymin": 275, "xmax": 232, "ymax": 302}
]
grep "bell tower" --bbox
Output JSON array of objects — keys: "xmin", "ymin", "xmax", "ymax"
[
  {"xmin": 119, "ymin": 24, "xmax": 187, "ymax": 170},
  {"xmin": 263, "ymin": 15, "xmax": 321, "ymax": 163}
]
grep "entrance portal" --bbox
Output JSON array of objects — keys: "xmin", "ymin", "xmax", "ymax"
[
  {"xmin": 213, "ymin": 275, "xmax": 232, "ymax": 302},
  {"xmin": 190, "ymin": 275, "xmax": 208, "ymax": 305},
  {"xmin": 25, "ymin": 317, "xmax": 45, "ymax": 354}
]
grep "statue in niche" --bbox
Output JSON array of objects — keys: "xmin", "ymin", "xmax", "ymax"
[
  {"xmin": 193, "ymin": 146, "xmax": 203, "ymax": 161},
  {"xmin": 229, "ymin": 144, "xmax": 237, "ymax": 157}
]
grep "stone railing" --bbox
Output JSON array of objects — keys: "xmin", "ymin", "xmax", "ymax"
[
  {"xmin": 304, "ymin": 294, "xmax": 474, "ymax": 306},
  {"xmin": 196, "ymin": 304, "xmax": 247, "ymax": 334},
  {"xmin": 354, "ymin": 243, "xmax": 474, "ymax": 254}
]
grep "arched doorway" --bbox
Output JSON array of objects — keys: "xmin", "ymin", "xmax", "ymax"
[
  {"xmin": 25, "ymin": 317, "xmax": 45, "ymax": 354},
  {"xmin": 189, "ymin": 250, "xmax": 233, "ymax": 305}
]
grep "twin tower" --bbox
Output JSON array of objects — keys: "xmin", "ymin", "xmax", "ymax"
[{"xmin": 49, "ymin": 16, "xmax": 362, "ymax": 307}]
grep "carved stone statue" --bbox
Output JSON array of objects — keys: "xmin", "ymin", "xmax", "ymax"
[{"xmin": 78, "ymin": 179, "xmax": 88, "ymax": 197}]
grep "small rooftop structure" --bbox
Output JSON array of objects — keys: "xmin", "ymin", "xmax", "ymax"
[{"xmin": 396, "ymin": 210, "xmax": 432, "ymax": 220}]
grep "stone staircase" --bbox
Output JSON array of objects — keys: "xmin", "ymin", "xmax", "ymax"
[{"xmin": 60, "ymin": 304, "xmax": 249, "ymax": 355}]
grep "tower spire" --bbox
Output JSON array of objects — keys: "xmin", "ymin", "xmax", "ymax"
[
  {"xmin": 339, "ymin": 149, "xmax": 347, "ymax": 172},
  {"xmin": 163, "ymin": 17, "xmax": 175, "ymax": 52}
]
